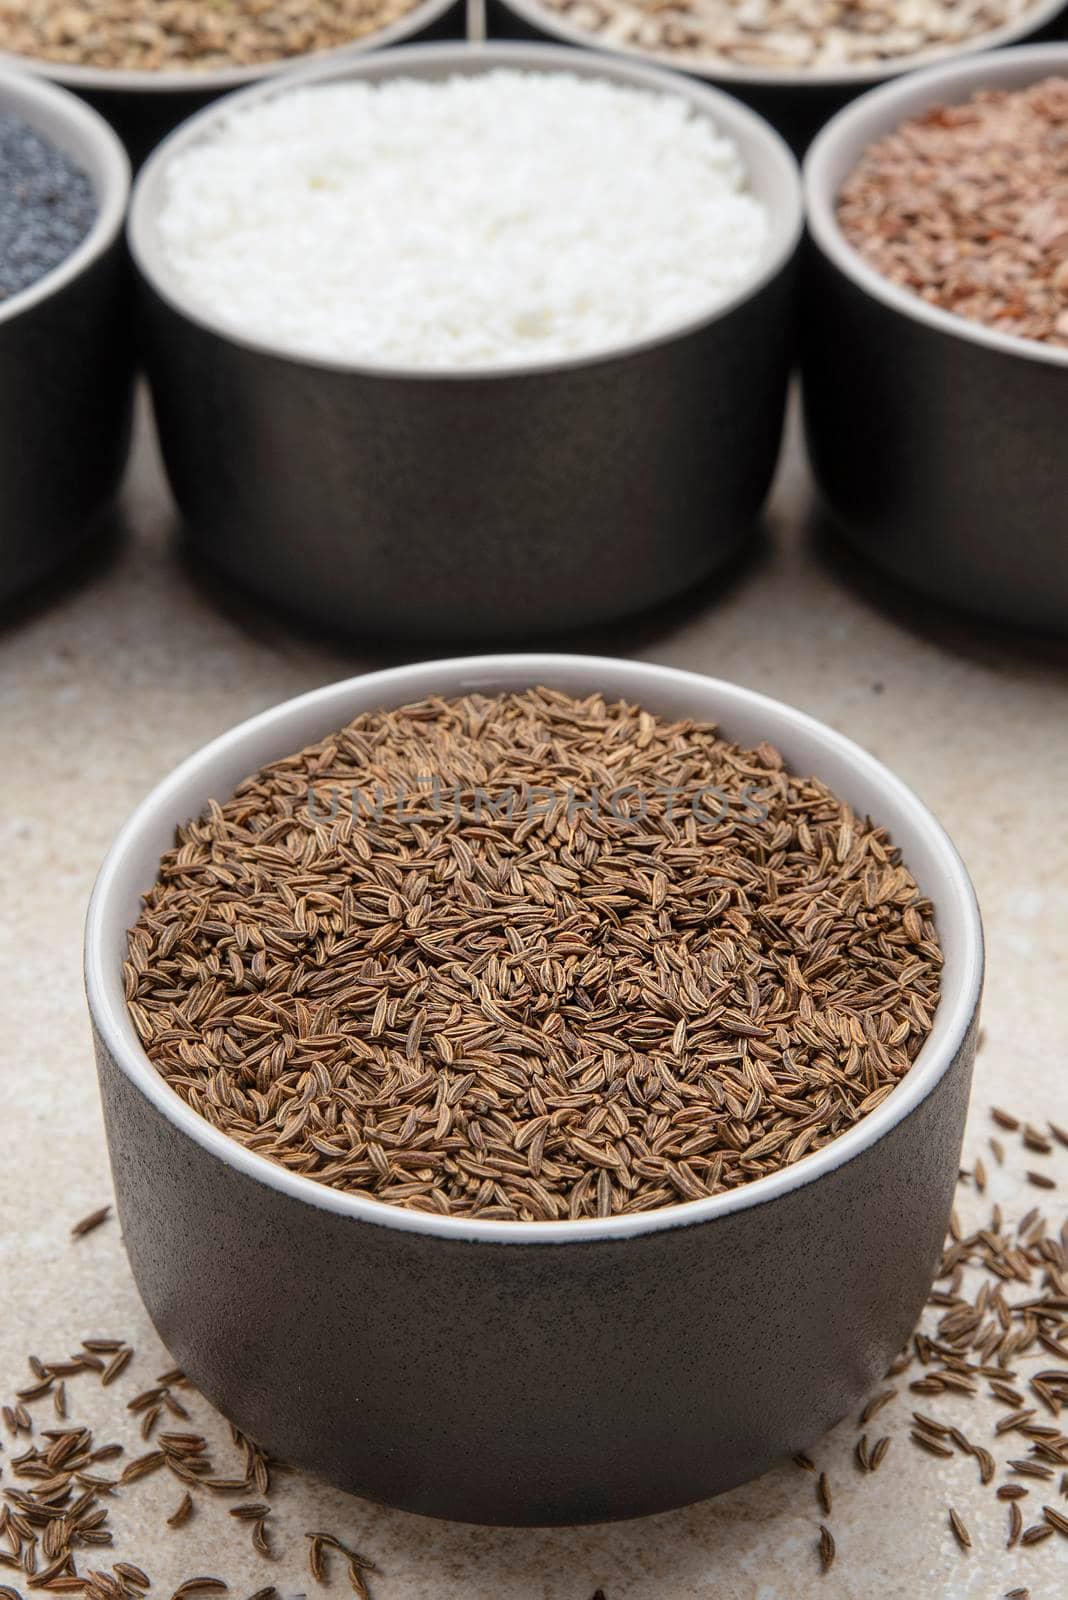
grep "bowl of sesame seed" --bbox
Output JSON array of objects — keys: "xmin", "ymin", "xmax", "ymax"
[
  {"xmin": 488, "ymin": 0, "xmax": 1068, "ymax": 151},
  {"xmin": 803, "ymin": 43, "xmax": 1068, "ymax": 631},
  {"xmin": 85, "ymin": 653, "xmax": 984, "ymax": 1524},
  {"xmin": 0, "ymin": 65, "xmax": 133, "ymax": 607}
]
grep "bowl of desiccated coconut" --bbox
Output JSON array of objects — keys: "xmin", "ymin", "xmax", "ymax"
[
  {"xmin": 126, "ymin": 41, "xmax": 803, "ymax": 642},
  {"xmin": 85, "ymin": 652, "xmax": 984, "ymax": 1525},
  {"xmin": 803, "ymin": 43, "xmax": 1068, "ymax": 632},
  {"xmin": 0, "ymin": 0, "xmax": 464, "ymax": 162},
  {"xmin": 487, "ymin": 0, "xmax": 1068, "ymax": 150}
]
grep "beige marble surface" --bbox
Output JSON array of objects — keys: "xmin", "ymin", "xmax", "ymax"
[{"xmin": 1, "ymin": 397, "xmax": 1066, "ymax": 1599}]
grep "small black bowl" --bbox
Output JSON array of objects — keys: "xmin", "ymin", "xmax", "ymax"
[
  {"xmin": 803, "ymin": 44, "xmax": 1068, "ymax": 632},
  {"xmin": 85, "ymin": 654, "xmax": 984, "ymax": 1526},
  {"xmin": 487, "ymin": 0, "xmax": 1068, "ymax": 152},
  {"xmin": 0, "ymin": 68, "xmax": 134, "ymax": 607},
  {"xmin": 126, "ymin": 42, "xmax": 803, "ymax": 642},
  {"xmin": 0, "ymin": 0, "xmax": 463, "ymax": 166}
]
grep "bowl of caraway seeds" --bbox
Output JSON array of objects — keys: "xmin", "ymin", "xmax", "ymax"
[
  {"xmin": 804, "ymin": 43, "xmax": 1068, "ymax": 632},
  {"xmin": 126, "ymin": 42, "xmax": 802, "ymax": 642},
  {"xmin": 0, "ymin": 0, "xmax": 463, "ymax": 164},
  {"xmin": 0, "ymin": 65, "xmax": 133, "ymax": 607},
  {"xmin": 488, "ymin": 0, "xmax": 1068, "ymax": 150},
  {"xmin": 85, "ymin": 653, "xmax": 984, "ymax": 1525}
]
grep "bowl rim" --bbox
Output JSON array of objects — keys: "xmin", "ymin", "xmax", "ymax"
[
  {"xmin": 492, "ymin": 0, "xmax": 1068, "ymax": 90},
  {"xmin": 0, "ymin": 64, "xmax": 130, "ymax": 327},
  {"xmin": 126, "ymin": 39, "xmax": 804, "ymax": 382},
  {"xmin": 85, "ymin": 653, "xmax": 985, "ymax": 1246},
  {"xmin": 0, "ymin": 0, "xmax": 461, "ymax": 94},
  {"xmin": 804, "ymin": 42, "xmax": 1068, "ymax": 372}
]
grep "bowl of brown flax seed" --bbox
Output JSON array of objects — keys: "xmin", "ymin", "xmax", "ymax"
[
  {"xmin": 0, "ymin": 0, "xmax": 464, "ymax": 163},
  {"xmin": 85, "ymin": 653, "xmax": 984, "ymax": 1525},
  {"xmin": 804, "ymin": 43, "xmax": 1068, "ymax": 631}
]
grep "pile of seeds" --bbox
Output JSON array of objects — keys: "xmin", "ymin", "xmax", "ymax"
[
  {"xmin": 0, "ymin": 115, "xmax": 96, "ymax": 305},
  {"xmin": 528, "ymin": 0, "xmax": 1039, "ymax": 74},
  {"xmin": 124, "ymin": 687, "xmax": 942, "ymax": 1220},
  {"xmin": 838, "ymin": 77, "xmax": 1068, "ymax": 349},
  {"xmin": 154, "ymin": 74, "xmax": 768, "ymax": 370},
  {"xmin": 801, "ymin": 1101, "xmax": 1068, "ymax": 1581},
  {"xmin": 0, "ymin": 1321, "xmax": 377, "ymax": 1596},
  {"xmin": 0, "ymin": 0, "xmax": 426, "ymax": 72}
]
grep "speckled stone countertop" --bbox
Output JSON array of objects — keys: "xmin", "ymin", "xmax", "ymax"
[{"xmin": 2, "ymin": 398, "xmax": 1066, "ymax": 1599}]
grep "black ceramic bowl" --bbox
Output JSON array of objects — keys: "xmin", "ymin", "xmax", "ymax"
[
  {"xmin": 126, "ymin": 42, "xmax": 802, "ymax": 642},
  {"xmin": 803, "ymin": 44, "xmax": 1068, "ymax": 632},
  {"xmin": 487, "ymin": 0, "xmax": 1067, "ymax": 151},
  {"xmin": 85, "ymin": 654, "xmax": 984, "ymax": 1526},
  {"xmin": 0, "ymin": 67, "xmax": 133, "ymax": 608},
  {"xmin": 0, "ymin": 0, "xmax": 462, "ymax": 166}
]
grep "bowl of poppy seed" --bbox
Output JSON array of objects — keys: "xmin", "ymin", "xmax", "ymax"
[
  {"xmin": 803, "ymin": 45, "xmax": 1068, "ymax": 632},
  {"xmin": 0, "ymin": 65, "xmax": 133, "ymax": 608},
  {"xmin": 85, "ymin": 653, "xmax": 984, "ymax": 1525},
  {"xmin": 487, "ymin": 0, "xmax": 1068, "ymax": 151},
  {"xmin": 0, "ymin": 0, "xmax": 464, "ymax": 164}
]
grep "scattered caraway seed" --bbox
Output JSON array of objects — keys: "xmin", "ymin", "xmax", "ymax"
[
  {"xmin": 71, "ymin": 1207, "xmax": 111, "ymax": 1239},
  {"xmin": 101, "ymin": 1350, "xmax": 133, "ymax": 1387},
  {"xmin": 1043, "ymin": 1504, "xmax": 1068, "ymax": 1537},
  {"xmin": 167, "ymin": 1491, "xmax": 194, "ymax": 1527},
  {"xmin": 998, "ymin": 1485, "xmax": 1029, "ymax": 1500},
  {"xmin": 115, "ymin": 1565, "xmax": 151, "ymax": 1589},
  {"xmin": 818, "ymin": 1524, "xmax": 835, "ymax": 1573},
  {"xmin": 948, "ymin": 1507, "xmax": 971, "ymax": 1551},
  {"xmin": 1027, "ymin": 1172, "xmax": 1057, "ymax": 1190},
  {"xmin": 860, "ymin": 1389, "xmax": 895, "ymax": 1424},
  {"xmin": 125, "ymin": 689, "xmax": 943, "ymax": 1221},
  {"xmin": 1020, "ymin": 1523, "xmax": 1055, "ymax": 1545},
  {"xmin": 171, "ymin": 1582, "xmax": 228, "ymax": 1599},
  {"xmin": 1009, "ymin": 1500, "xmax": 1024, "ymax": 1548},
  {"xmin": 247, "ymin": 1590, "xmax": 278, "ymax": 1600},
  {"xmin": 793, "ymin": 1453, "xmax": 816, "ymax": 1472},
  {"xmin": 1004, "ymin": 1590, "xmax": 1030, "ymax": 1599},
  {"xmin": 869, "ymin": 1437, "xmax": 891, "ymax": 1471},
  {"xmin": 817, "ymin": 1472, "xmax": 831, "ymax": 1514}
]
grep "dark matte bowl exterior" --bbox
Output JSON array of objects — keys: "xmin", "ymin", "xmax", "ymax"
[
  {"xmin": 0, "ymin": 0, "xmax": 463, "ymax": 167},
  {"xmin": 85, "ymin": 655, "xmax": 984, "ymax": 1526},
  {"xmin": 128, "ymin": 43, "xmax": 802, "ymax": 642},
  {"xmin": 802, "ymin": 46, "xmax": 1068, "ymax": 631},
  {"xmin": 93, "ymin": 1014, "xmax": 976, "ymax": 1524},
  {"xmin": 138, "ymin": 271, "xmax": 794, "ymax": 640},
  {"xmin": 0, "ymin": 71, "xmax": 134, "ymax": 607},
  {"xmin": 486, "ymin": 0, "xmax": 1068, "ymax": 153}
]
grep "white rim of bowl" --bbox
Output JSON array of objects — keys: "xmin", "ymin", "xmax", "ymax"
[
  {"xmin": 805, "ymin": 43, "xmax": 1068, "ymax": 372},
  {"xmin": 126, "ymin": 39, "xmax": 804, "ymax": 383},
  {"xmin": 0, "ymin": 0, "xmax": 461, "ymax": 94},
  {"xmin": 85, "ymin": 653, "xmax": 985, "ymax": 1245},
  {"xmin": 494, "ymin": 0, "xmax": 1068, "ymax": 89},
  {"xmin": 0, "ymin": 65, "xmax": 129, "ymax": 327}
]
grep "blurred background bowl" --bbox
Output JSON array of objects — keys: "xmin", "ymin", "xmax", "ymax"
[
  {"xmin": 127, "ymin": 42, "xmax": 803, "ymax": 643},
  {"xmin": 0, "ymin": 66, "xmax": 133, "ymax": 608},
  {"xmin": 487, "ymin": 0, "xmax": 1068, "ymax": 151},
  {"xmin": 86, "ymin": 652, "xmax": 983, "ymax": 1525},
  {"xmin": 803, "ymin": 43, "xmax": 1068, "ymax": 632},
  {"xmin": 0, "ymin": 0, "xmax": 463, "ymax": 165}
]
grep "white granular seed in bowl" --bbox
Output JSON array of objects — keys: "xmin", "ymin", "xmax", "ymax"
[{"xmin": 154, "ymin": 71, "xmax": 770, "ymax": 371}]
